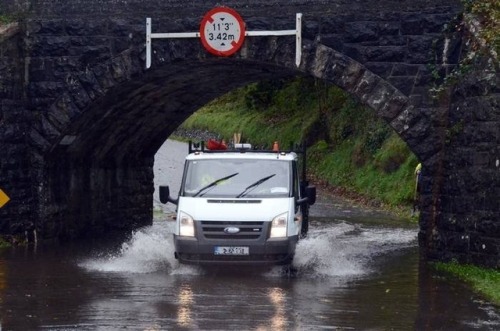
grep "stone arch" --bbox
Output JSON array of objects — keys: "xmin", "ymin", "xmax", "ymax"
[
  {"xmin": 40, "ymin": 42, "xmax": 418, "ymax": 161},
  {"xmin": 33, "ymin": 37, "xmax": 427, "ymax": 240}
]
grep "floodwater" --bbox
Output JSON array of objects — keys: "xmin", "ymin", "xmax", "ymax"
[{"xmin": 0, "ymin": 140, "xmax": 498, "ymax": 330}]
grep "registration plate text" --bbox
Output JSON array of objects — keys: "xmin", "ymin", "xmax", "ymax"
[{"xmin": 214, "ymin": 246, "xmax": 249, "ymax": 255}]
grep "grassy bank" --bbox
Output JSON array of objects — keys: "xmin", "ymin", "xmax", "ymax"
[
  {"xmin": 181, "ymin": 77, "xmax": 419, "ymax": 215},
  {"xmin": 433, "ymin": 262, "xmax": 500, "ymax": 306}
]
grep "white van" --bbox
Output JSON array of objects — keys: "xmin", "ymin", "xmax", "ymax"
[{"xmin": 159, "ymin": 141, "xmax": 316, "ymax": 266}]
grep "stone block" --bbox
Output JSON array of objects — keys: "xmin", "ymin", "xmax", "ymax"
[
  {"xmin": 439, "ymin": 213, "xmax": 467, "ymax": 232},
  {"xmin": 77, "ymin": 71, "xmax": 105, "ymax": 100},
  {"xmin": 470, "ymin": 233, "xmax": 500, "ymax": 255},
  {"xmin": 344, "ymin": 21, "xmax": 379, "ymax": 43},
  {"xmin": 387, "ymin": 76, "xmax": 414, "ymax": 96},
  {"xmin": 474, "ymin": 218, "xmax": 500, "ymax": 237},
  {"xmin": 341, "ymin": 44, "xmax": 364, "ymax": 63},
  {"xmin": 468, "ymin": 253, "xmax": 499, "ymax": 269},
  {"xmin": 365, "ymin": 80, "xmax": 398, "ymax": 112},
  {"xmin": 320, "ymin": 34, "xmax": 344, "ymax": 52},
  {"xmin": 339, "ymin": 61, "xmax": 365, "ymax": 91},
  {"xmin": 364, "ymin": 46, "xmax": 406, "ymax": 62},
  {"xmin": 353, "ymin": 70, "xmax": 379, "ymax": 101},
  {"xmin": 31, "ymin": 36, "xmax": 71, "ymax": 57},
  {"xmin": 319, "ymin": 18, "xmax": 344, "ymax": 34},
  {"xmin": 377, "ymin": 22, "xmax": 400, "ymax": 36},
  {"xmin": 423, "ymin": 14, "xmax": 455, "ymax": 33},
  {"xmin": 443, "ymin": 232, "xmax": 470, "ymax": 253},
  {"xmin": 319, "ymin": 49, "xmax": 349, "ymax": 83},
  {"xmin": 28, "ymin": 82, "xmax": 64, "ymax": 100},
  {"xmin": 29, "ymin": 19, "xmax": 65, "ymax": 35},
  {"xmin": 66, "ymin": 19, "xmax": 107, "ymax": 36},
  {"xmin": 401, "ymin": 17, "xmax": 424, "ymax": 35},
  {"xmin": 29, "ymin": 128, "xmax": 52, "ymax": 152},
  {"xmin": 376, "ymin": 35, "xmax": 407, "ymax": 47},
  {"xmin": 407, "ymin": 36, "xmax": 437, "ymax": 64},
  {"xmin": 392, "ymin": 63, "xmax": 422, "ymax": 76},
  {"xmin": 364, "ymin": 62, "xmax": 393, "ymax": 78}
]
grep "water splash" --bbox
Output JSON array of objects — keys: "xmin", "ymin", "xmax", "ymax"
[
  {"xmin": 292, "ymin": 221, "xmax": 417, "ymax": 278},
  {"xmin": 80, "ymin": 221, "xmax": 189, "ymax": 274},
  {"xmin": 80, "ymin": 220, "xmax": 416, "ymax": 279}
]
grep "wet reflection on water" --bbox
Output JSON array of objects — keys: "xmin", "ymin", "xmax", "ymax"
[
  {"xmin": 266, "ymin": 287, "xmax": 286, "ymax": 331},
  {"xmin": 0, "ymin": 219, "xmax": 498, "ymax": 330},
  {"xmin": 177, "ymin": 284, "xmax": 194, "ymax": 328}
]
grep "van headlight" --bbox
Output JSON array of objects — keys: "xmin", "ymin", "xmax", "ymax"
[
  {"xmin": 179, "ymin": 211, "xmax": 195, "ymax": 237},
  {"xmin": 270, "ymin": 212, "xmax": 288, "ymax": 238}
]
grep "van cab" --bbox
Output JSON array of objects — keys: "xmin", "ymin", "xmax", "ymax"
[{"xmin": 159, "ymin": 141, "xmax": 316, "ymax": 266}]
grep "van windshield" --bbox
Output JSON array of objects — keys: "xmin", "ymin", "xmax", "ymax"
[{"xmin": 182, "ymin": 159, "xmax": 291, "ymax": 198}]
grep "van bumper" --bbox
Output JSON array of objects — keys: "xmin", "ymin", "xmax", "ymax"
[{"xmin": 174, "ymin": 235, "xmax": 298, "ymax": 266}]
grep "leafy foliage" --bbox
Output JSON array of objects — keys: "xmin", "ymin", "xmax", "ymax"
[
  {"xmin": 463, "ymin": 0, "xmax": 500, "ymax": 56},
  {"xmin": 429, "ymin": 0, "xmax": 498, "ymax": 97}
]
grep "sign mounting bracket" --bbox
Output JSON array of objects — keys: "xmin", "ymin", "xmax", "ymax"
[{"xmin": 146, "ymin": 12, "xmax": 302, "ymax": 69}]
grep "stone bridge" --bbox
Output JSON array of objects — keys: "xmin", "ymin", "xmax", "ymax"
[{"xmin": 0, "ymin": 0, "xmax": 498, "ymax": 267}]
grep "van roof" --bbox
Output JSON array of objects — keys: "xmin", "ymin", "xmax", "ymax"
[{"xmin": 186, "ymin": 151, "xmax": 298, "ymax": 161}]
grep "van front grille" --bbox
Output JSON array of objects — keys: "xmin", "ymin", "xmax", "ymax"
[{"xmin": 200, "ymin": 221, "xmax": 265, "ymax": 240}]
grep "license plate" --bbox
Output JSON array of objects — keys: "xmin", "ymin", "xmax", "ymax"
[{"xmin": 214, "ymin": 246, "xmax": 249, "ymax": 255}]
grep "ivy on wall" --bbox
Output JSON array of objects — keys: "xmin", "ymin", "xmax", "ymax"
[
  {"xmin": 429, "ymin": 0, "xmax": 498, "ymax": 97},
  {"xmin": 463, "ymin": 0, "xmax": 499, "ymax": 57}
]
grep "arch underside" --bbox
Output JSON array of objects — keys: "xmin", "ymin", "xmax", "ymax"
[
  {"xmin": 38, "ymin": 41, "xmax": 430, "ymax": 242},
  {"xmin": 48, "ymin": 42, "xmax": 420, "ymax": 167}
]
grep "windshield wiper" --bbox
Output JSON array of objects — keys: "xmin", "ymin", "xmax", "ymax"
[
  {"xmin": 236, "ymin": 174, "xmax": 276, "ymax": 198},
  {"xmin": 193, "ymin": 172, "xmax": 239, "ymax": 197}
]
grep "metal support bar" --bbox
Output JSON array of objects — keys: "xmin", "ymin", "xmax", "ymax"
[
  {"xmin": 245, "ymin": 30, "xmax": 296, "ymax": 36},
  {"xmin": 145, "ymin": 13, "xmax": 302, "ymax": 69},
  {"xmin": 151, "ymin": 32, "xmax": 200, "ymax": 39},
  {"xmin": 146, "ymin": 17, "xmax": 152, "ymax": 69},
  {"xmin": 296, "ymin": 13, "xmax": 302, "ymax": 67}
]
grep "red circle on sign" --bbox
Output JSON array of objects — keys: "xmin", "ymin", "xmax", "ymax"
[{"xmin": 200, "ymin": 7, "xmax": 246, "ymax": 57}]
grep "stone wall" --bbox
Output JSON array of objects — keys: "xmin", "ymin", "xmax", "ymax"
[
  {"xmin": 0, "ymin": 24, "xmax": 36, "ymax": 238},
  {"xmin": 428, "ymin": 57, "xmax": 499, "ymax": 267},
  {"xmin": 40, "ymin": 158, "xmax": 154, "ymax": 240},
  {"xmin": 1, "ymin": 1, "xmax": 463, "ymax": 238}
]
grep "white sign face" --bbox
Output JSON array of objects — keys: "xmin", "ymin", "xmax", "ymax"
[{"xmin": 200, "ymin": 7, "xmax": 246, "ymax": 56}]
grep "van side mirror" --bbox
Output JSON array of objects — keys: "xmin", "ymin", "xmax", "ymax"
[
  {"xmin": 159, "ymin": 186, "xmax": 178, "ymax": 205},
  {"xmin": 306, "ymin": 185, "xmax": 316, "ymax": 205},
  {"xmin": 296, "ymin": 185, "xmax": 316, "ymax": 206}
]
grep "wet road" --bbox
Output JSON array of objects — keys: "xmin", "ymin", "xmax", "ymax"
[{"xmin": 0, "ymin": 140, "xmax": 498, "ymax": 330}]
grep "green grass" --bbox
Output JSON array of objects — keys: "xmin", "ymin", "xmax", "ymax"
[
  {"xmin": 433, "ymin": 262, "xmax": 500, "ymax": 306},
  {"xmin": 308, "ymin": 136, "xmax": 417, "ymax": 208}
]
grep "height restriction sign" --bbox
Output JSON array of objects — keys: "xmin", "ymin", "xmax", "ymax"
[{"xmin": 200, "ymin": 7, "xmax": 246, "ymax": 57}]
